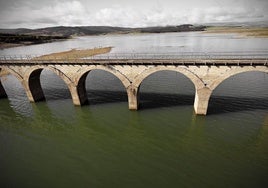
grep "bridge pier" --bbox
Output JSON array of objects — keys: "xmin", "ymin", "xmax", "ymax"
[
  {"xmin": 194, "ymin": 87, "xmax": 212, "ymax": 115},
  {"xmin": 69, "ymin": 84, "xmax": 88, "ymax": 106},
  {"xmin": 75, "ymin": 73, "xmax": 89, "ymax": 106},
  {"xmin": 127, "ymin": 85, "xmax": 139, "ymax": 110},
  {"xmin": 0, "ymin": 81, "xmax": 7, "ymax": 99},
  {"xmin": 27, "ymin": 70, "xmax": 45, "ymax": 102},
  {"xmin": 24, "ymin": 81, "xmax": 45, "ymax": 102}
]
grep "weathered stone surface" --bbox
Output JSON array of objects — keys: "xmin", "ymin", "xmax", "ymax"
[
  {"xmin": 194, "ymin": 87, "xmax": 212, "ymax": 115},
  {"xmin": 127, "ymin": 85, "xmax": 139, "ymax": 110},
  {"xmin": 0, "ymin": 61, "xmax": 267, "ymax": 115}
]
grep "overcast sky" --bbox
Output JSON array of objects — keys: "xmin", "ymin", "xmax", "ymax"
[{"xmin": 0, "ymin": 0, "xmax": 267, "ymax": 29}]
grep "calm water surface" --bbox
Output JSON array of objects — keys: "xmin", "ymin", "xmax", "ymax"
[{"xmin": 0, "ymin": 32, "xmax": 268, "ymax": 188}]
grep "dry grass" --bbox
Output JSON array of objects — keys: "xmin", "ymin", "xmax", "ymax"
[
  {"xmin": 34, "ymin": 46, "xmax": 112, "ymax": 60},
  {"xmin": 204, "ymin": 26, "xmax": 268, "ymax": 37}
]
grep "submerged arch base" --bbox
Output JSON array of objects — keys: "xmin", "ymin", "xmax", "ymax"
[
  {"xmin": 127, "ymin": 85, "xmax": 139, "ymax": 110},
  {"xmin": 126, "ymin": 85, "xmax": 212, "ymax": 115},
  {"xmin": 0, "ymin": 64, "xmax": 267, "ymax": 115}
]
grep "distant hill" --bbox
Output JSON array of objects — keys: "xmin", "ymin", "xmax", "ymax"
[
  {"xmin": 0, "ymin": 24, "xmax": 206, "ymax": 37},
  {"xmin": 0, "ymin": 24, "xmax": 206, "ymax": 49},
  {"xmin": 138, "ymin": 24, "xmax": 206, "ymax": 33}
]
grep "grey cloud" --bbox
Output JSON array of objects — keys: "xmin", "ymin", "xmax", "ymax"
[
  {"xmin": 33, "ymin": 18, "xmax": 59, "ymax": 24},
  {"xmin": 0, "ymin": 0, "xmax": 268, "ymax": 28}
]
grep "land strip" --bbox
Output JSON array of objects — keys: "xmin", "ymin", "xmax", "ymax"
[
  {"xmin": 33, "ymin": 47, "xmax": 112, "ymax": 60},
  {"xmin": 204, "ymin": 26, "xmax": 268, "ymax": 37}
]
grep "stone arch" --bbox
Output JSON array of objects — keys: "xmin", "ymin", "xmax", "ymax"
[
  {"xmin": 132, "ymin": 66, "xmax": 205, "ymax": 90},
  {"xmin": 24, "ymin": 66, "xmax": 74, "ymax": 102},
  {"xmin": 194, "ymin": 67, "xmax": 268, "ymax": 115},
  {"xmin": 24, "ymin": 66, "xmax": 73, "ymax": 86},
  {"xmin": 74, "ymin": 65, "xmax": 131, "ymax": 88},
  {"xmin": 75, "ymin": 65, "xmax": 131, "ymax": 105},
  {"xmin": 209, "ymin": 67, "xmax": 268, "ymax": 91},
  {"xmin": 205, "ymin": 67, "xmax": 268, "ymax": 114},
  {"xmin": 1, "ymin": 67, "xmax": 24, "ymax": 82},
  {"xmin": 128, "ymin": 66, "xmax": 204, "ymax": 111},
  {"xmin": 0, "ymin": 67, "xmax": 25, "ymax": 99}
]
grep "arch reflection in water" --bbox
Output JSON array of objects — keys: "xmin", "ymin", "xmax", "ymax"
[
  {"xmin": 209, "ymin": 71, "xmax": 268, "ymax": 114},
  {"xmin": 139, "ymin": 70, "xmax": 195, "ymax": 109},
  {"xmin": 83, "ymin": 69, "xmax": 127, "ymax": 105},
  {"xmin": 1, "ymin": 75, "xmax": 33, "ymax": 117},
  {"xmin": 40, "ymin": 69, "xmax": 72, "ymax": 101}
]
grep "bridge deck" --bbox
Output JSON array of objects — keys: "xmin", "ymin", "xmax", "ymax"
[{"xmin": 0, "ymin": 58, "xmax": 267, "ymax": 66}]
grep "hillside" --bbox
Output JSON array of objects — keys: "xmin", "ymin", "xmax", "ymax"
[
  {"xmin": 0, "ymin": 24, "xmax": 206, "ymax": 36},
  {"xmin": 0, "ymin": 24, "xmax": 206, "ymax": 49}
]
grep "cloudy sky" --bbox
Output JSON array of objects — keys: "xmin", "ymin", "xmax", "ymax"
[{"xmin": 0, "ymin": 0, "xmax": 267, "ymax": 29}]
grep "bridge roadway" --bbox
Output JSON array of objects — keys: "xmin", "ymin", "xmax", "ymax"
[{"xmin": 0, "ymin": 55, "xmax": 267, "ymax": 115}]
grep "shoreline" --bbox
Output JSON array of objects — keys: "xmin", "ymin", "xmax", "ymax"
[
  {"xmin": 0, "ymin": 38, "xmax": 68, "ymax": 50},
  {"xmin": 0, "ymin": 42, "xmax": 25, "ymax": 49},
  {"xmin": 203, "ymin": 26, "xmax": 268, "ymax": 38},
  {"xmin": 0, "ymin": 25, "xmax": 205, "ymax": 50},
  {"xmin": 1, "ymin": 26, "xmax": 268, "ymax": 50}
]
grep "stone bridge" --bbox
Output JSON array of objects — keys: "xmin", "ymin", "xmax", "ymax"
[{"xmin": 0, "ymin": 56, "xmax": 267, "ymax": 115}]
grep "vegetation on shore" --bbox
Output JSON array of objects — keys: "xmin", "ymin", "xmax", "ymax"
[
  {"xmin": 138, "ymin": 25, "xmax": 206, "ymax": 33},
  {"xmin": 0, "ymin": 33, "xmax": 70, "ymax": 49},
  {"xmin": 204, "ymin": 26, "xmax": 268, "ymax": 37},
  {"xmin": 0, "ymin": 24, "xmax": 206, "ymax": 36}
]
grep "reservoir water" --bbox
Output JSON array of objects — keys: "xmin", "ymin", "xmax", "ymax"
[{"xmin": 1, "ymin": 32, "xmax": 268, "ymax": 188}]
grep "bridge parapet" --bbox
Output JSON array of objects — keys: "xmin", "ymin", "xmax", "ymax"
[
  {"xmin": 0, "ymin": 54, "xmax": 267, "ymax": 66},
  {"xmin": 1, "ymin": 51, "xmax": 268, "ymax": 60}
]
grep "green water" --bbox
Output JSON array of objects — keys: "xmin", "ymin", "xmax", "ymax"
[{"xmin": 0, "ymin": 70, "xmax": 268, "ymax": 188}]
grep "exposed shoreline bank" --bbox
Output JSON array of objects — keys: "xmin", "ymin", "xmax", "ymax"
[
  {"xmin": 203, "ymin": 26, "xmax": 268, "ymax": 37},
  {"xmin": 34, "ymin": 46, "xmax": 112, "ymax": 60}
]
